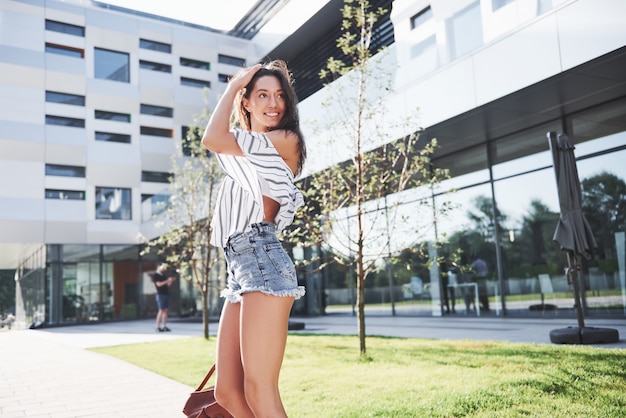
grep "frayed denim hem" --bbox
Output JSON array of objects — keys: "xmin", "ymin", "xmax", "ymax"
[{"xmin": 221, "ymin": 286, "xmax": 306, "ymax": 304}]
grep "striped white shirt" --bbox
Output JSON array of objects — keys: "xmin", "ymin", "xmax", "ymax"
[{"xmin": 210, "ymin": 129, "xmax": 304, "ymax": 247}]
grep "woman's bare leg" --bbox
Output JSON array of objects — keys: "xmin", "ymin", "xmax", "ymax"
[
  {"xmin": 240, "ymin": 293, "xmax": 294, "ymax": 418},
  {"xmin": 215, "ymin": 300, "xmax": 254, "ymax": 417}
]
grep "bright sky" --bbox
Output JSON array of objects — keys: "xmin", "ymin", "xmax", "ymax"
[{"xmin": 103, "ymin": 0, "xmax": 258, "ymax": 31}]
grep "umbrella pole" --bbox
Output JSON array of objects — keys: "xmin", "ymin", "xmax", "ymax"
[{"xmin": 566, "ymin": 251, "xmax": 586, "ymax": 329}]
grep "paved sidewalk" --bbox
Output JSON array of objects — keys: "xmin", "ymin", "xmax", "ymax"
[{"xmin": 1, "ymin": 315, "xmax": 624, "ymax": 417}]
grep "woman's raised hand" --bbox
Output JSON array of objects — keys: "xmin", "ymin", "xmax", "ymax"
[{"xmin": 228, "ymin": 63, "xmax": 262, "ymax": 92}]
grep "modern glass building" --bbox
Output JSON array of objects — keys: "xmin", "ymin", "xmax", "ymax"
[{"xmin": 2, "ymin": 0, "xmax": 625, "ymax": 328}]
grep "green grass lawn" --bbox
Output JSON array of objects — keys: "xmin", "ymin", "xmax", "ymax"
[{"xmin": 92, "ymin": 335, "xmax": 626, "ymax": 417}]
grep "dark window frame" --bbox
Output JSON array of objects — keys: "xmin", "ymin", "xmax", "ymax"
[
  {"xmin": 140, "ymin": 104, "xmax": 173, "ymax": 118},
  {"xmin": 139, "ymin": 38, "xmax": 172, "ymax": 53},
  {"xmin": 45, "ymin": 91, "xmax": 85, "ymax": 106},
  {"xmin": 94, "ymin": 47, "xmax": 130, "ymax": 82},
  {"xmin": 141, "ymin": 171, "xmax": 171, "ymax": 183},
  {"xmin": 180, "ymin": 57, "xmax": 210, "ymax": 70},
  {"xmin": 45, "ymin": 164, "xmax": 86, "ymax": 178},
  {"xmin": 139, "ymin": 60, "xmax": 172, "ymax": 73},
  {"xmin": 45, "ymin": 189, "xmax": 85, "ymax": 200},
  {"xmin": 140, "ymin": 126, "xmax": 173, "ymax": 138},
  {"xmin": 45, "ymin": 43, "xmax": 84, "ymax": 58},
  {"xmin": 95, "ymin": 110, "xmax": 131, "ymax": 123},
  {"xmin": 45, "ymin": 115, "xmax": 85, "ymax": 128},
  {"xmin": 180, "ymin": 77, "xmax": 211, "ymax": 89},
  {"xmin": 45, "ymin": 19, "xmax": 85, "ymax": 37},
  {"xmin": 218, "ymin": 54, "xmax": 246, "ymax": 67},
  {"xmin": 410, "ymin": 6, "xmax": 433, "ymax": 29},
  {"xmin": 95, "ymin": 131, "xmax": 131, "ymax": 144}
]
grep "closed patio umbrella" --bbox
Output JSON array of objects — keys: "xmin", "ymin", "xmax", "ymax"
[{"xmin": 548, "ymin": 131, "xmax": 618, "ymax": 344}]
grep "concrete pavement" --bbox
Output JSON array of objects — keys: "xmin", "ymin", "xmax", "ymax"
[{"xmin": 1, "ymin": 314, "xmax": 624, "ymax": 417}]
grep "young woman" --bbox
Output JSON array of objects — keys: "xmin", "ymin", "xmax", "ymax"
[{"xmin": 202, "ymin": 60, "xmax": 306, "ymax": 417}]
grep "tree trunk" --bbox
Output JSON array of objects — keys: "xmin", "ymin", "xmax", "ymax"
[{"xmin": 202, "ymin": 287, "xmax": 209, "ymax": 339}]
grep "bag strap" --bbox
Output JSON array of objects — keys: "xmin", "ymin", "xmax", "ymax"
[{"xmin": 195, "ymin": 364, "xmax": 216, "ymax": 392}]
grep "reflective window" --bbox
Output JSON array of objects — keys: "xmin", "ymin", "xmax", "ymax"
[
  {"xmin": 139, "ymin": 38, "xmax": 171, "ymax": 53},
  {"xmin": 95, "ymin": 132, "xmax": 131, "ymax": 143},
  {"xmin": 180, "ymin": 57, "xmax": 210, "ymax": 70},
  {"xmin": 94, "ymin": 48, "xmax": 129, "ymax": 82},
  {"xmin": 140, "ymin": 126, "xmax": 172, "ymax": 138},
  {"xmin": 45, "ymin": 189, "xmax": 85, "ymax": 200},
  {"xmin": 45, "ymin": 163, "xmax": 85, "ymax": 177},
  {"xmin": 447, "ymin": 2, "xmax": 483, "ymax": 60},
  {"xmin": 218, "ymin": 54, "xmax": 246, "ymax": 67},
  {"xmin": 492, "ymin": 0, "xmax": 515, "ymax": 11},
  {"xmin": 140, "ymin": 104, "xmax": 173, "ymax": 118},
  {"xmin": 45, "ymin": 43, "xmax": 84, "ymax": 58},
  {"xmin": 46, "ymin": 91, "xmax": 85, "ymax": 106},
  {"xmin": 95, "ymin": 110, "xmax": 131, "ymax": 122},
  {"xmin": 218, "ymin": 73, "xmax": 231, "ymax": 83},
  {"xmin": 45, "ymin": 19, "xmax": 85, "ymax": 36},
  {"xmin": 139, "ymin": 60, "xmax": 171, "ymax": 73},
  {"xmin": 180, "ymin": 77, "xmax": 211, "ymax": 89},
  {"xmin": 95, "ymin": 187, "xmax": 132, "ymax": 220},
  {"xmin": 141, "ymin": 171, "xmax": 170, "ymax": 183},
  {"xmin": 45, "ymin": 115, "xmax": 85, "ymax": 128},
  {"xmin": 410, "ymin": 6, "xmax": 432, "ymax": 30}
]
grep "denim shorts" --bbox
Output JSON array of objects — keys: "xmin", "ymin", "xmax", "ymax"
[
  {"xmin": 156, "ymin": 294, "xmax": 169, "ymax": 310},
  {"xmin": 222, "ymin": 222, "xmax": 305, "ymax": 303}
]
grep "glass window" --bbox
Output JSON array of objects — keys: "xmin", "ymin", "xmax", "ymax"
[
  {"xmin": 95, "ymin": 110, "xmax": 131, "ymax": 122},
  {"xmin": 180, "ymin": 77, "xmax": 211, "ymax": 89},
  {"xmin": 45, "ymin": 163, "xmax": 85, "ymax": 177},
  {"xmin": 141, "ymin": 171, "xmax": 170, "ymax": 183},
  {"xmin": 492, "ymin": 0, "xmax": 515, "ymax": 11},
  {"xmin": 95, "ymin": 132, "xmax": 131, "ymax": 143},
  {"xmin": 139, "ymin": 38, "xmax": 171, "ymax": 53},
  {"xmin": 218, "ymin": 54, "xmax": 246, "ymax": 67},
  {"xmin": 139, "ymin": 60, "xmax": 172, "ymax": 73},
  {"xmin": 447, "ymin": 2, "xmax": 483, "ymax": 60},
  {"xmin": 218, "ymin": 73, "xmax": 231, "ymax": 83},
  {"xmin": 45, "ymin": 189, "xmax": 85, "ymax": 200},
  {"xmin": 140, "ymin": 104, "xmax": 173, "ymax": 118},
  {"xmin": 45, "ymin": 91, "xmax": 85, "ymax": 106},
  {"xmin": 94, "ymin": 48, "xmax": 129, "ymax": 82},
  {"xmin": 45, "ymin": 115, "xmax": 85, "ymax": 128},
  {"xmin": 180, "ymin": 57, "xmax": 210, "ymax": 70},
  {"xmin": 95, "ymin": 187, "xmax": 131, "ymax": 220},
  {"xmin": 410, "ymin": 6, "xmax": 432, "ymax": 29},
  {"xmin": 45, "ymin": 19, "xmax": 85, "ymax": 37},
  {"xmin": 140, "ymin": 126, "xmax": 172, "ymax": 138},
  {"xmin": 45, "ymin": 43, "xmax": 84, "ymax": 58}
]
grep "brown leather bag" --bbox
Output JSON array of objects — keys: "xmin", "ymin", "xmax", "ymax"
[{"xmin": 182, "ymin": 364, "xmax": 233, "ymax": 418}]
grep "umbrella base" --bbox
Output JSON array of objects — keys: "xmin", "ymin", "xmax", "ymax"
[{"xmin": 549, "ymin": 326, "xmax": 619, "ymax": 345}]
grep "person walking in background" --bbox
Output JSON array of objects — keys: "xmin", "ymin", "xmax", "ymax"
[
  {"xmin": 202, "ymin": 60, "xmax": 306, "ymax": 417},
  {"xmin": 471, "ymin": 255, "xmax": 490, "ymax": 312},
  {"xmin": 152, "ymin": 263, "xmax": 176, "ymax": 332}
]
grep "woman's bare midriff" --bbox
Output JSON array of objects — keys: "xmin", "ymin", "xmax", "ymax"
[{"xmin": 263, "ymin": 195, "xmax": 280, "ymax": 223}]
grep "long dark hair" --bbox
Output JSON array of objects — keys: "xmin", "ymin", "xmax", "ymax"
[{"xmin": 234, "ymin": 60, "xmax": 306, "ymax": 176}]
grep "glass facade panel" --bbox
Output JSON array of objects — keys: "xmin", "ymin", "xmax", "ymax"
[
  {"xmin": 95, "ymin": 187, "xmax": 132, "ymax": 220},
  {"xmin": 140, "ymin": 126, "xmax": 172, "ymax": 138},
  {"xmin": 45, "ymin": 115, "xmax": 85, "ymax": 127},
  {"xmin": 45, "ymin": 163, "xmax": 85, "ymax": 177},
  {"xmin": 139, "ymin": 38, "xmax": 172, "ymax": 53},
  {"xmin": 45, "ymin": 43, "xmax": 84, "ymax": 58},
  {"xmin": 180, "ymin": 77, "xmax": 211, "ymax": 89},
  {"xmin": 218, "ymin": 54, "xmax": 246, "ymax": 67},
  {"xmin": 95, "ymin": 131, "xmax": 131, "ymax": 143},
  {"xmin": 447, "ymin": 2, "xmax": 483, "ymax": 60},
  {"xmin": 45, "ymin": 91, "xmax": 85, "ymax": 106},
  {"xmin": 45, "ymin": 189, "xmax": 85, "ymax": 200},
  {"xmin": 140, "ymin": 104, "xmax": 173, "ymax": 117},
  {"xmin": 95, "ymin": 110, "xmax": 131, "ymax": 122},
  {"xmin": 45, "ymin": 19, "xmax": 85, "ymax": 36},
  {"xmin": 139, "ymin": 60, "xmax": 171, "ymax": 73},
  {"xmin": 94, "ymin": 48, "xmax": 130, "ymax": 82},
  {"xmin": 180, "ymin": 57, "xmax": 210, "ymax": 70}
]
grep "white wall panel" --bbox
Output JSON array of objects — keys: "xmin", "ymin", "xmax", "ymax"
[
  {"xmin": 0, "ymin": 8, "xmax": 43, "ymax": 51},
  {"xmin": 44, "ymin": 201, "xmax": 86, "ymax": 222},
  {"xmin": 0, "ymin": 121, "xmax": 44, "ymax": 143},
  {"xmin": 556, "ymin": 0, "xmax": 626, "ymax": 71},
  {"xmin": 0, "ymin": 219, "xmax": 44, "ymax": 242},
  {"xmin": 473, "ymin": 13, "xmax": 561, "ymax": 105},
  {"xmin": 0, "ymin": 140, "xmax": 44, "ymax": 161},
  {"xmin": 45, "ymin": 221, "xmax": 87, "ymax": 243},
  {"xmin": 44, "ymin": 144, "xmax": 87, "ymax": 167},
  {"xmin": 0, "ymin": 161, "xmax": 44, "ymax": 199},
  {"xmin": 88, "ymin": 162, "xmax": 140, "ymax": 188},
  {"xmin": 45, "ymin": 125, "xmax": 87, "ymax": 146}
]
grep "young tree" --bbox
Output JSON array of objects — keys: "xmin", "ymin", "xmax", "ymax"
[
  {"xmin": 292, "ymin": 0, "xmax": 449, "ymax": 355},
  {"xmin": 143, "ymin": 107, "xmax": 223, "ymax": 339}
]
